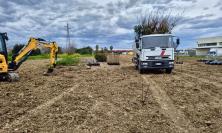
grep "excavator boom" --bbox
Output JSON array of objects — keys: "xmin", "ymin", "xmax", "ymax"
[{"xmin": 9, "ymin": 38, "xmax": 58, "ymax": 71}]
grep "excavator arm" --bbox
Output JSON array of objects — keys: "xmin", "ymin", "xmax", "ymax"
[
  {"xmin": 42, "ymin": 42, "xmax": 58, "ymax": 69},
  {"xmin": 9, "ymin": 38, "xmax": 58, "ymax": 71}
]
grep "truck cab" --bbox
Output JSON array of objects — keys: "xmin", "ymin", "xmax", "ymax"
[{"xmin": 133, "ymin": 34, "xmax": 179, "ymax": 74}]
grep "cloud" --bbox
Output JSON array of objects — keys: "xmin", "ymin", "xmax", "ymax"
[
  {"xmin": 0, "ymin": 0, "xmax": 221, "ymax": 49},
  {"xmin": 189, "ymin": 17, "xmax": 222, "ymax": 29}
]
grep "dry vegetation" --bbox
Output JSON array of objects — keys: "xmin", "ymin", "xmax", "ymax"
[
  {"xmin": 134, "ymin": 10, "xmax": 181, "ymax": 36},
  {"xmin": 0, "ymin": 56, "xmax": 222, "ymax": 132}
]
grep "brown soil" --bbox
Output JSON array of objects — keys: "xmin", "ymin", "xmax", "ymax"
[{"xmin": 0, "ymin": 56, "xmax": 222, "ymax": 132}]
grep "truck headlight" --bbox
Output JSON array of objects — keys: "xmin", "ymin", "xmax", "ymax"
[{"xmin": 169, "ymin": 62, "xmax": 174, "ymax": 65}]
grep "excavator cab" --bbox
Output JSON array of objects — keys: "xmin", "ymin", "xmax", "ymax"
[
  {"xmin": 0, "ymin": 33, "xmax": 8, "ymax": 62},
  {"xmin": 0, "ymin": 33, "xmax": 11, "ymax": 80}
]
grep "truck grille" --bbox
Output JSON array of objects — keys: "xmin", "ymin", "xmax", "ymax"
[
  {"xmin": 146, "ymin": 56, "xmax": 170, "ymax": 60},
  {"xmin": 147, "ymin": 56, "xmax": 155, "ymax": 60}
]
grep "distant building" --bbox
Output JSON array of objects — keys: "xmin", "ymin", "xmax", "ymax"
[{"xmin": 196, "ymin": 36, "xmax": 222, "ymax": 56}]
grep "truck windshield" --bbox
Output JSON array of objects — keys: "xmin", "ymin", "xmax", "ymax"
[{"xmin": 142, "ymin": 36, "xmax": 171, "ymax": 49}]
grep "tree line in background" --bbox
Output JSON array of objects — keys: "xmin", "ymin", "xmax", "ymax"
[
  {"xmin": 12, "ymin": 44, "xmax": 42, "ymax": 56},
  {"xmin": 11, "ymin": 44, "xmax": 114, "ymax": 56}
]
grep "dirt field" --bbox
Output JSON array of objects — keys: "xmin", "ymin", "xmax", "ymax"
[{"xmin": 0, "ymin": 56, "xmax": 222, "ymax": 132}]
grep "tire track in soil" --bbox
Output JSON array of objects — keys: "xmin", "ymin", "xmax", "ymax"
[
  {"xmin": 157, "ymin": 72, "xmax": 222, "ymax": 132},
  {"xmin": 0, "ymin": 84, "xmax": 80, "ymax": 131},
  {"xmin": 177, "ymin": 63, "xmax": 222, "ymax": 72},
  {"xmin": 142, "ymin": 75, "xmax": 198, "ymax": 133},
  {"xmin": 180, "ymin": 69, "xmax": 222, "ymax": 83},
  {"xmin": 171, "ymin": 74, "xmax": 222, "ymax": 108},
  {"xmin": 175, "ymin": 64, "xmax": 222, "ymax": 79},
  {"xmin": 176, "ymin": 71, "xmax": 222, "ymax": 89}
]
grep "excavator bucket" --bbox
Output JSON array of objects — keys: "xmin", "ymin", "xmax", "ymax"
[
  {"xmin": 43, "ymin": 68, "xmax": 54, "ymax": 76},
  {"xmin": 47, "ymin": 68, "xmax": 54, "ymax": 73}
]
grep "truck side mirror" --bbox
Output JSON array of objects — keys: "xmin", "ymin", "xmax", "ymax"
[
  {"xmin": 176, "ymin": 38, "xmax": 180, "ymax": 45},
  {"xmin": 3, "ymin": 33, "xmax": 9, "ymax": 41},
  {"xmin": 136, "ymin": 42, "xmax": 139, "ymax": 49}
]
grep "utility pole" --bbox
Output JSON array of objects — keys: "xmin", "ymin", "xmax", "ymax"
[{"xmin": 65, "ymin": 22, "xmax": 71, "ymax": 53}]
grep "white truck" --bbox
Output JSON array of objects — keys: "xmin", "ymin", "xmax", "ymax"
[
  {"xmin": 207, "ymin": 48, "xmax": 218, "ymax": 57},
  {"xmin": 132, "ymin": 34, "xmax": 180, "ymax": 74}
]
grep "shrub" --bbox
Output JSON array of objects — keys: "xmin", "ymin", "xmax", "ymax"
[
  {"xmin": 95, "ymin": 53, "xmax": 107, "ymax": 62},
  {"xmin": 12, "ymin": 44, "xmax": 25, "ymax": 54}
]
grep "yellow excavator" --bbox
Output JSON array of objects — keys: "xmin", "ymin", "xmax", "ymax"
[{"xmin": 0, "ymin": 32, "xmax": 58, "ymax": 81}]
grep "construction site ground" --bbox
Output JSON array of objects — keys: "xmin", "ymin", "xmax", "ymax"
[{"xmin": 0, "ymin": 55, "xmax": 222, "ymax": 132}]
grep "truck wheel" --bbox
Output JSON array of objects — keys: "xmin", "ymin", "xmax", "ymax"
[
  {"xmin": 134, "ymin": 59, "xmax": 138, "ymax": 70},
  {"xmin": 135, "ymin": 65, "xmax": 138, "ymax": 70},
  {"xmin": 166, "ymin": 69, "xmax": 172, "ymax": 74},
  {"xmin": 139, "ymin": 68, "xmax": 143, "ymax": 74},
  {"xmin": 138, "ymin": 64, "xmax": 143, "ymax": 74}
]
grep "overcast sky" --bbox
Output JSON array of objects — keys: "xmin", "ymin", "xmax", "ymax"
[{"xmin": 0, "ymin": 0, "xmax": 221, "ymax": 49}]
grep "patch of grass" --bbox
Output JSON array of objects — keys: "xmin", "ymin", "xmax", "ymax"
[
  {"xmin": 7, "ymin": 54, "xmax": 50, "ymax": 61},
  {"xmin": 7, "ymin": 53, "xmax": 92, "ymax": 62},
  {"xmin": 58, "ymin": 53, "xmax": 93, "ymax": 59},
  {"xmin": 177, "ymin": 56, "xmax": 206, "ymax": 61},
  {"xmin": 57, "ymin": 56, "xmax": 80, "ymax": 66},
  {"xmin": 58, "ymin": 53, "xmax": 80, "ymax": 59},
  {"xmin": 29, "ymin": 54, "xmax": 50, "ymax": 60},
  {"xmin": 79, "ymin": 54, "xmax": 94, "ymax": 58}
]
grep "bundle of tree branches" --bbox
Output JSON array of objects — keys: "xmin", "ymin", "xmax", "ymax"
[{"xmin": 134, "ymin": 10, "xmax": 180, "ymax": 36}]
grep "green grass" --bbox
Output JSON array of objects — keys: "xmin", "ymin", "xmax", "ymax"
[
  {"xmin": 29, "ymin": 54, "xmax": 50, "ymax": 60},
  {"xmin": 7, "ymin": 54, "xmax": 50, "ymax": 61},
  {"xmin": 7, "ymin": 53, "xmax": 81, "ymax": 66},
  {"xmin": 7, "ymin": 53, "xmax": 93, "ymax": 61},
  {"xmin": 57, "ymin": 55, "xmax": 80, "ymax": 66},
  {"xmin": 177, "ymin": 56, "xmax": 205, "ymax": 61},
  {"xmin": 6, "ymin": 53, "xmax": 91, "ymax": 66},
  {"xmin": 56, "ymin": 54, "xmax": 94, "ymax": 66}
]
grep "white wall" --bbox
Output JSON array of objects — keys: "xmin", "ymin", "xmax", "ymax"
[
  {"xmin": 216, "ymin": 48, "xmax": 222, "ymax": 56},
  {"xmin": 196, "ymin": 48, "xmax": 222, "ymax": 56},
  {"xmin": 198, "ymin": 37, "xmax": 222, "ymax": 44},
  {"xmin": 196, "ymin": 48, "xmax": 209, "ymax": 56}
]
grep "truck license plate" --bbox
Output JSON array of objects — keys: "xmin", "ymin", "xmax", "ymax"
[{"xmin": 155, "ymin": 63, "xmax": 162, "ymax": 65}]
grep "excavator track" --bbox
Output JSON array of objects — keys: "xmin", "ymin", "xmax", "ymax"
[
  {"xmin": 0, "ymin": 72, "xmax": 19, "ymax": 82},
  {"xmin": 7, "ymin": 72, "xmax": 19, "ymax": 82}
]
